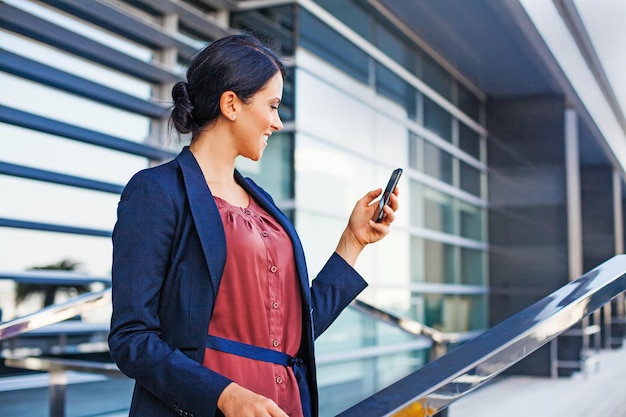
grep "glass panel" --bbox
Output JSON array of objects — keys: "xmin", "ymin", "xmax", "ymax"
[
  {"xmin": 1, "ymin": 123, "xmax": 148, "ymax": 184},
  {"xmin": 460, "ymin": 160, "xmax": 482, "ymax": 197},
  {"xmin": 312, "ymin": 0, "xmax": 373, "ymax": 41},
  {"xmin": 422, "ymin": 55, "xmax": 451, "ymax": 100},
  {"xmin": 236, "ymin": 132, "xmax": 294, "ymax": 201},
  {"xmin": 423, "ymin": 96, "xmax": 452, "ymax": 142},
  {"xmin": 299, "ymin": 8, "xmax": 370, "ymax": 84},
  {"xmin": 457, "ymin": 82, "xmax": 480, "ymax": 121},
  {"xmin": 316, "ymin": 307, "xmax": 426, "ymax": 416},
  {"xmin": 424, "ymin": 294, "xmax": 475, "ymax": 332},
  {"xmin": 424, "ymin": 239, "xmax": 455, "ymax": 284},
  {"xmin": 459, "ymin": 122, "xmax": 481, "ymax": 160},
  {"xmin": 374, "ymin": 21, "xmax": 416, "ymax": 73},
  {"xmin": 375, "ymin": 63, "xmax": 416, "ymax": 120},
  {"xmin": 459, "ymin": 201, "xmax": 484, "ymax": 241},
  {"xmin": 280, "ymin": 67, "xmax": 296, "ymax": 122},
  {"xmin": 423, "ymin": 188, "xmax": 454, "ymax": 234},
  {"xmin": 460, "ymin": 247, "xmax": 485, "ymax": 286},
  {"xmin": 231, "ymin": 5, "xmax": 296, "ymax": 56},
  {"xmin": 423, "ymin": 141, "xmax": 453, "ymax": 185}
]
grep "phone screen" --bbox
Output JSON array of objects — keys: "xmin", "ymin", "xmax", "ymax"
[{"xmin": 372, "ymin": 168, "xmax": 402, "ymax": 223}]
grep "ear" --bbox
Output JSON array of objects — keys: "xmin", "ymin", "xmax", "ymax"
[{"xmin": 220, "ymin": 91, "xmax": 239, "ymax": 121}]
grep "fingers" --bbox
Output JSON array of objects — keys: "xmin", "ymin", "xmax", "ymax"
[
  {"xmin": 363, "ymin": 188, "xmax": 383, "ymax": 205},
  {"xmin": 218, "ymin": 383, "xmax": 288, "ymax": 417}
]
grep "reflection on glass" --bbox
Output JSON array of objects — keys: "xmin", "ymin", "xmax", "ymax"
[
  {"xmin": 459, "ymin": 122, "xmax": 481, "ymax": 160},
  {"xmin": 423, "ymin": 140, "xmax": 453, "ymax": 184},
  {"xmin": 459, "ymin": 200, "xmax": 484, "ymax": 240},
  {"xmin": 231, "ymin": 5, "xmax": 296, "ymax": 56},
  {"xmin": 424, "ymin": 239, "xmax": 456, "ymax": 284},
  {"xmin": 298, "ymin": 8, "xmax": 370, "ymax": 84},
  {"xmin": 375, "ymin": 63, "xmax": 417, "ymax": 120},
  {"xmin": 374, "ymin": 21, "xmax": 416, "ymax": 73},
  {"xmin": 461, "ymin": 246, "xmax": 485, "ymax": 285},
  {"xmin": 313, "ymin": 0, "xmax": 372, "ymax": 40},
  {"xmin": 460, "ymin": 160, "xmax": 482, "ymax": 197},
  {"xmin": 423, "ymin": 96, "xmax": 452, "ymax": 141},
  {"xmin": 457, "ymin": 82, "xmax": 481, "ymax": 121},
  {"xmin": 422, "ymin": 55, "xmax": 451, "ymax": 100},
  {"xmin": 316, "ymin": 306, "xmax": 426, "ymax": 416},
  {"xmin": 423, "ymin": 188, "xmax": 454, "ymax": 234}
]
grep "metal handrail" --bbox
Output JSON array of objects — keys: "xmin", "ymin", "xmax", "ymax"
[
  {"xmin": 0, "ymin": 288, "xmax": 111, "ymax": 341},
  {"xmin": 0, "ymin": 270, "xmax": 111, "ymax": 286},
  {"xmin": 338, "ymin": 254, "xmax": 626, "ymax": 417},
  {"xmin": 349, "ymin": 299, "xmax": 475, "ymax": 362}
]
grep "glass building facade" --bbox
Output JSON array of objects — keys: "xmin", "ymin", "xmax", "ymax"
[{"xmin": 2, "ymin": 0, "xmax": 624, "ymax": 415}]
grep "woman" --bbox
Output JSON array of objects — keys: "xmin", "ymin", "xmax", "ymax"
[{"xmin": 108, "ymin": 34, "xmax": 399, "ymax": 417}]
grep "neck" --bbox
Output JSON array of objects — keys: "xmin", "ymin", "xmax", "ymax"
[{"xmin": 189, "ymin": 128, "xmax": 237, "ymax": 186}]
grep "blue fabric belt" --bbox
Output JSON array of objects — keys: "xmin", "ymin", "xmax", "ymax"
[{"xmin": 206, "ymin": 334, "xmax": 312, "ymax": 417}]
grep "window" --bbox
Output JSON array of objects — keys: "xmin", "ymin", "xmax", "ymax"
[
  {"xmin": 375, "ymin": 63, "xmax": 417, "ymax": 119},
  {"xmin": 299, "ymin": 8, "xmax": 370, "ymax": 84},
  {"xmin": 423, "ymin": 141, "xmax": 453, "ymax": 184},
  {"xmin": 423, "ymin": 96, "xmax": 452, "ymax": 141}
]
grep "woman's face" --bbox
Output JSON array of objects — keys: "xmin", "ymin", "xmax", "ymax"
[{"xmin": 235, "ymin": 72, "xmax": 284, "ymax": 161}]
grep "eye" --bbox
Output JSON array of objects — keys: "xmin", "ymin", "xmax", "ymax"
[{"xmin": 270, "ymin": 105, "xmax": 279, "ymax": 110}]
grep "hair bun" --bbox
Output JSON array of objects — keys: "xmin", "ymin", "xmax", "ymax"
[{"xmin": 170, "ymin": 81, "xmax": 195, "ymax": 134}]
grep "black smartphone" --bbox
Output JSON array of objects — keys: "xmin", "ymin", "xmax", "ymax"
[{"xmin": 372, "ymin": 168, "xmax": 402, "ymax": 223}]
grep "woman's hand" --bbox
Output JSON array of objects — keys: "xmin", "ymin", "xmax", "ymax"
[
  {"xmin": 217, "ymin": 382, "xmax": 288, "ymax": 417},
  {"xmin": 335, "ymin": 187, "xmax": 399, "ymax": 266}
]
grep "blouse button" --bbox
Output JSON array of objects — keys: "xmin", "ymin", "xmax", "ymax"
[
  {"xmin": 244, "ymin": 208, "xmax": 251, "ymax": 215},
  {"xmin": 272, "ymin": 339, "xmax": 280, "ymax": 347},
  {"xmin": 261, "ymin": 231, "xmax": 269, "ymax": 237},
  {"xmin": 272, "ymin": 301, "xmax": 279, "ymax": 309},
  {"xmin": 276, "ymin": 376, "xmax": 283, "ymax": 384},
  {"xmin": 270, "ymin": 265, "xmax": 277, "ymax": 273}
]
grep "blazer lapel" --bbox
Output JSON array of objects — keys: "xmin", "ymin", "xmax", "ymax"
[{"xmin": 176, "ymin": 147, "xmax": 226, "ymax": 298}]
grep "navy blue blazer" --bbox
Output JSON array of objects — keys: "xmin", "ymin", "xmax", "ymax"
[{"xmin": 109, "ymin": 147, "xmax": 368, "ymax": 417}]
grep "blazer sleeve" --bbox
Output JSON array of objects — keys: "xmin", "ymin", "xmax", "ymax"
[
  {"xmin": 309, "ymin": 252, "xmax": 368, "ymax": 338},
  {"xmin": 108, "ymin": 170, "xmax": 231, "ymax": 417}
]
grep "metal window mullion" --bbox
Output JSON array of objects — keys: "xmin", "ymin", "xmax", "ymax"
[
  {"xmin": 0, "ymin": 105, "xmax": 175, "ymax": 160},
  {"xmin": 0, "ymin": 3, "xmax": 181, "ymax": 84},
  {"xmin": 0, "ymin": 161, "xmax": 124, "ymax": 194},
  {"xmin": 0, "ymin": 49, "xmax": 168, "ymax": 118},
  {"xmin": 38, "ymin": 0, "xmax": 198, "ymax": 58},
  {"xmin": 0, "ymin": 217, "xmax": 111, "ymax": 237}
]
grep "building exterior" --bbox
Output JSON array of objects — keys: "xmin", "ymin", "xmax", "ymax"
[{"xmin": 1, "ymin": 0, "xmax": 624, "ymax": 415}]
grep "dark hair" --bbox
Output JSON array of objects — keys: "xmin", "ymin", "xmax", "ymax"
[{"xmin": 170, "ymin": 34, "xmax": 286, "ymax": 139}]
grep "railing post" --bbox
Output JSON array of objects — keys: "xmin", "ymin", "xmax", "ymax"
[{"xmin": 49, "ymin": 369, "xmax": 67, "ymax": 417}]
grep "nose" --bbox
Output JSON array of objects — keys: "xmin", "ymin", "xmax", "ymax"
[{"xmin": 272, "ymin": 112, "xmax": 283, "ymax": 132}]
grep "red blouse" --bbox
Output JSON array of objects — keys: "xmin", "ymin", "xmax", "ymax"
[{"xmin": 203, "ymin": 196, "xmax": 304, "ymax": 417}]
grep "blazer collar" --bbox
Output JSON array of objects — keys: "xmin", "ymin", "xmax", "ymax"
[{"xmin": 176, "ymin": 147, "xmax": 226, "ymax": 298}]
